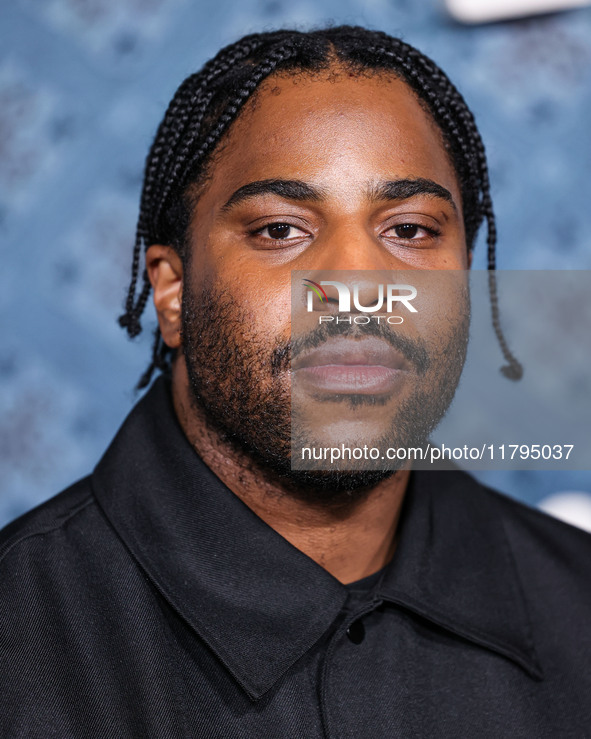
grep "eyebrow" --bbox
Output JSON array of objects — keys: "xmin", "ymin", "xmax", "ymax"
[
  {"xmin": 220, "ymin": 179, "xmax": 325, "ymax": 212},
  {"xmin": 219, "ymin": 177, "xmax": 457, "ymax": 213},
  {"xmin": 367, "ymin": 178, "xmax": 457, "ymax": 213}
]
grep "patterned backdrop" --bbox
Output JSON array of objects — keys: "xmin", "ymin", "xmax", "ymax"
[{"xmin": 2, "ymin": 0, "xmax": 591, "ymax": 528}]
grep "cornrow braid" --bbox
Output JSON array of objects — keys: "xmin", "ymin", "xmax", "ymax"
[
  {"xmin": 118, "ymin": 35, "xmax": 270, "ymax": 337},
  {"xmin": 119, "ymin": 25, "xmax": 522, "ymax": 388}
]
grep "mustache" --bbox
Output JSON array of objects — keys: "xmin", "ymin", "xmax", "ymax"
[{"xmin": 272, "ymin": 315, "xmax": 431, "ymax": 377}]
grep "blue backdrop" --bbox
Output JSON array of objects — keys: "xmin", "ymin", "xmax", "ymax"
[{"xmin": 2, "ymin": 0, "xmax": 591, "ymax": 527}]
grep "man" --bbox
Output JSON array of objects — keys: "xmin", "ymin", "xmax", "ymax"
[{"xmin": 1, "ymin": 26, "xmax": 590, "ymax": 738}]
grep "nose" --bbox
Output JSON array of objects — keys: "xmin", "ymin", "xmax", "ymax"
[
  {"xmin": 300, "ymin": 224, "xmax": 401, "ymax": 311},
  {"xmin": 312, "ymin": 224, "xmax": 394, "ymax": 273}
]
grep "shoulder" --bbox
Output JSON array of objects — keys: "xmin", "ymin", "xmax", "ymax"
[
  {"xmin": 477, "ymin": 480, "xmax": 591, "ymax": 623},
  {"xmin": 0, "ymin": 479, "xmax": 93, "ymax": 555},
  {"xmin": 428, "ymin": 467, "xmax": 591, "ymax": 567},
  {"xmin": 482, "ymin": 481, "xmax": 591, "ymax": 570},
  {"xmin": 436, "ymin": 472, "xmax": 591, "ymax": 683},
  {"xmin": 0, "ymin": 478, "xmax": 119, "ymax": 588}
]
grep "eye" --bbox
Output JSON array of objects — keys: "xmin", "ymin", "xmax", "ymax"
[
  {"xmin": 394, "ymin": 224, "xmax": 420, "ymax": 239},
  {"xmin": 386, "ymin": 223, "xmax": 438, "ymax": 240},
  {"xmin": 256, "ymin": 222, "xmax": 308, "ymax": 240}
]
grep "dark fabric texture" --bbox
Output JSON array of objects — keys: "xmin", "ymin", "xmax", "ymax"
[{"xmin": 1, "ymin": 376, "xmax": 591, "ymax": 738}]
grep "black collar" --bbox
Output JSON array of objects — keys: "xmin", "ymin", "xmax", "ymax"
[{"xmin": 91, "ymin": 377, "xmax": 542, "ymax": 701}]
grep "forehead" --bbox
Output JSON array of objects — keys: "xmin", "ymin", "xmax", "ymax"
[{"xmin": 195, "ymin": 69, "xmax": 462, "ymax": 211}]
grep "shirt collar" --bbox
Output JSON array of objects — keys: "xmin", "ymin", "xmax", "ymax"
[
  {"xmin": 92, "ymin": 377, "xmax": 347, "ymax": 700},
  {"xmin": 378, "ymin": 471, "xmax": 543, "ymax": 681},
  {"xmin": 92, "ymin": 377, "xmax": 541, "ymax": 701}
]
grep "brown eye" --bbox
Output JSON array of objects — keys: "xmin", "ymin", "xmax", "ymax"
[
  {"xmin": 254, "ymin": 222, "xmax": 309, "ymax": 243},
  {"xmin": 267, "ymin": 223, "xmax": 292, "ymax": 239},
  {"xmin": 394, "ymin": 224, "xmax": 419, "ymax": 238}
]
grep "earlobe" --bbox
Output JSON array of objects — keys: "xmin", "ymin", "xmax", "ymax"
[{"xmin": 145, "ymin": 245, "xmax": 184, "ymax": 349}]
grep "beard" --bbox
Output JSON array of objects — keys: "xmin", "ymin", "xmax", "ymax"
[{"xmin": 181, "ymin": 276, "xmax": 469, "ymax": 508}]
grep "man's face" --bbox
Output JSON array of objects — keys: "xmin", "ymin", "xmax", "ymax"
[{"xmin": 180, "ymin": 70, "xmax": 469, "ymax": 502}]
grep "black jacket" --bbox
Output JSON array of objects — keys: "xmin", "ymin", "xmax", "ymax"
[{"xmin": 1, "ymin": 377, "xmax": 590, "ymax": 738}]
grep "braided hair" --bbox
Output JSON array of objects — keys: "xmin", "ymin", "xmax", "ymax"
[{"xmin": 118, "ymin": 25, "xmax": 522, "ymax": 388}]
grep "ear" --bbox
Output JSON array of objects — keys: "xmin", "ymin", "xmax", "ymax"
[{"xmin": 145, "ymin": 244, "xmax": 183, "ymax": 349}]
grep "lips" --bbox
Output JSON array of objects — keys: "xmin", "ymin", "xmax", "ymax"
[{"xmin": 292, "ymin": 337, "xmax": 411, "ymax": 394}]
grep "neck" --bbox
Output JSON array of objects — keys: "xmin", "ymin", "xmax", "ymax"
[{"xmin": 171, "ymin": 361, "xmax": 410, "ymax": 584}]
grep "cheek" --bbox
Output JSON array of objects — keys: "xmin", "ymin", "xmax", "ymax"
[
  {"xmin": 407, "ymin": 271, "xmax": 469, "ymax": 348},
  {"xmin": 439, "ymin": 252, "xmax": 469, "ymax": 270},
  {"xmin": 204, "ymin": 266, "xmax": 293, "ymax": 346}
]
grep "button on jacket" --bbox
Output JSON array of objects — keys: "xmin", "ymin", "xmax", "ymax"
[{"xmin": 1, "ymin": 377, "xmax": 591, "ymax": 738}]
